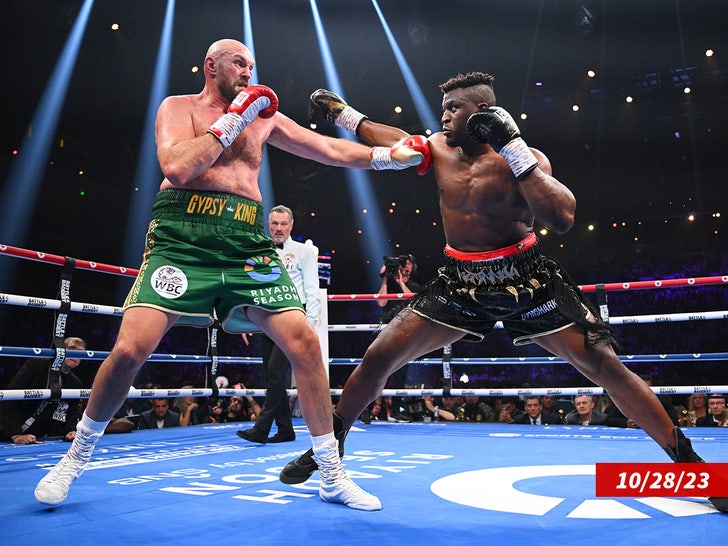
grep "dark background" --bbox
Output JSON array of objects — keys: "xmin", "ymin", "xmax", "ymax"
[{"xmin": 1, "ymin": 1, "xmax": 726, "ymax": 389}]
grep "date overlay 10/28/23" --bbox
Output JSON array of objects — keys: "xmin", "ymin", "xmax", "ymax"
[{"xmin": 596, "ymin": 463, "xmax": 728, "ymax": 497}]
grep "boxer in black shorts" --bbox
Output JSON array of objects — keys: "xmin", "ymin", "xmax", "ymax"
[
  {"xmin": 408, "ymin": 232, "xmax": 612, "ymax": 347},
  {"xmin": 280, "ymin": 74, "xmax": 727, "ymax": 513}
]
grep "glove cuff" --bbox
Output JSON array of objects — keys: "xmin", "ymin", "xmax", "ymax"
[
  {"xmin": 335, "ymin": 105, "xmax": 368, "ymax": 134},
  {"xmin": 369, "ymin": 147, "xmax": 393, "ymax": 170},
  {"xmin": 500, "ymin": 137, "xmax": 539, "ymax": 179},
  {"xmin": 208, "ymin": 112, "xmax": 246, "ymax": 148}
]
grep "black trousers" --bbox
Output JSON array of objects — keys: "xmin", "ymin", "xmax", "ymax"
[{"xmin": 254, "ymin": 334, "xmax": 294, "ymax": 436}]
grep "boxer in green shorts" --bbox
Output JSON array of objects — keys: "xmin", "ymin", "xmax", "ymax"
[
  {"xmin": 35, "ymin": 39, "xmax": 423, "ymax": 512},
  {"xmin": 126, "ymin": 188, "xmax": 303, "ymax": 333}
]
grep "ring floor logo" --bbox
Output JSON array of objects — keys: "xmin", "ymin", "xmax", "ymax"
[{"xmin": 431, "ymin": 464, "xmax": 716, "ymax": 519}]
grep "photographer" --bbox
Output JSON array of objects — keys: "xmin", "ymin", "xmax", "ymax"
[
  {"xmin": 375, "ymin": 254, "xmax": 421, "ymax": 422},
  {"xmin": 376, "ymin": 254, "xmax": 420, "ymax": 308}
]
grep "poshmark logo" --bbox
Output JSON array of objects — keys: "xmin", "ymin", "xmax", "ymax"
[{"xmin": 151, "ymin": 265, "xmax": 189, "ymax": 299}]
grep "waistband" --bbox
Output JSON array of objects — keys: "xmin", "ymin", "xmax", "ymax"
[
  {"xmin": 152, "ymin": 189, "xmax": 264, "ymax": 231},
  {"xmin": 442, "ymin": 233, "xmax": 542, "ymax": 289},
  {"xmin": 444, "ymin": 233, "xmax": 538, "ymax": 262}
]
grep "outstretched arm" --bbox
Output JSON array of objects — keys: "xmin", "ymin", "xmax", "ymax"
[
  {"xmin": 309, "ymin": 88, "xmax": 411, "ymax": 147},
  {"xmin": 268, "ymin": 112, "xmax": 423, "ymax": 171},
  {"xmin": 308, "ymin": 89, "xmax": 432, "ymax": 176},
  {"xmin": 357, "ymin": 120, "xmax": 410, "ymax": 147}
]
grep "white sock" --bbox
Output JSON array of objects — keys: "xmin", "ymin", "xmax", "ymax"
[
  {"xmin": 311, "ymin": 432, "xmax": 336, "ymax": 454},
  {"xmin": 79, "ymin": 412, "xmax": 109, "ymax": 435}
]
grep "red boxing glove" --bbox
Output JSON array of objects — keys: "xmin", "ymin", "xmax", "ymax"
[
  {"xmin": 396, "ymin": 135, "xmax": 432, "ymax": 176},
  {"xmin": 370, "ymin": 141, "xmax": 424, "ymax": 171},
  {"xmin": 228, "ymin": 84, "xmax": 279, "ymax": 120},
  {"xmin": 208, "ymin": 85, "xmax": 279, "ymax": 147}
]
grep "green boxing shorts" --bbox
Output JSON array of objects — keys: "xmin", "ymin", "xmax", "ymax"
[{"xmin": 124, "ymin": 188, "xmax": 304, "ymax": 333}]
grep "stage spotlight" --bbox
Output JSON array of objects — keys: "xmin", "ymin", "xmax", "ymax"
[
  {"xmin": 1, "ymin": 0, "xmax": 94, "ymax": 252},
  {"xmin": 310, "ymin": 0, "xmax": 390, "ymax": 282},
  {"xmin": 371, "ymin": 0, "xmax": 438, "ymax": 133},
  {"xmin": 242, "ymin": 0, "xmax": 275, "ymax": 212},
  {"xmin": 120, "ymin": 0, "xmax": 175, "ymax": 279}
]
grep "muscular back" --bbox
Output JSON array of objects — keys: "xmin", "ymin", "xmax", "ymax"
[{"xmin": 429, "ymin": 133, "xmax": 535, "ymax": 251}]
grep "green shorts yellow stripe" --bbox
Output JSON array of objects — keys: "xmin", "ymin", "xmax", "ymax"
[{"xmin": 124, "ymin": 189, "xmax": 304, "ymax": 333}]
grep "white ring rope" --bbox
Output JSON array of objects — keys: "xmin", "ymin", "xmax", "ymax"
[
  {"xmin": 1, "ymin": 385, "xmax": 726, "ymax": 402},
  {"xmin": 1, "ymin": 347, "xmax": 727, "ymax": 400},
  {"xmin": 2, "ymin": 292, "xmax": 726, "ymax": 326},
  {"xmin": 0, "ymin": 292, "xmax": 123, "ymax": 316},
  {"xmin": 2, "ymin": 346, "xmax": 727, "ymax": 365},
  {"xmin": 2, "ymin": 245, "xmax": 727, "ymax": 402}
]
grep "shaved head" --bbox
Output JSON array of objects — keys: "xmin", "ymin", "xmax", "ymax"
[{"xmin": 206, "ymin": 39, "xmax": 250, "ymax": 61}]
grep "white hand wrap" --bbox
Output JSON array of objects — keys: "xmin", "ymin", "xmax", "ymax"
[
  {"xmin": 369, "ymin": 147, "xmax": 403, "ymax": 171},
  {"xmin": 370, "ymin": 146, "xmax": 423, "ymax": 171},
  {"xmin": 208, "ymin": 112, "xmax": 245, "ymax": 148},
  {"xmin": 499, "ymin": 137, "xmax": 540, "ymax": 179},
  {"xmin": 335, "ymin": 105, "xmax": 367, "ymax": 134}
]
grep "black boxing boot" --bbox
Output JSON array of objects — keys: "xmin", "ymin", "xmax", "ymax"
[
  {"xmin": 279, "ymin": 412, "xmax": 347, "ymax": 485},
  {"xmin": 663, "ymin": 427, "xmax": 728, "ymax": 513}
]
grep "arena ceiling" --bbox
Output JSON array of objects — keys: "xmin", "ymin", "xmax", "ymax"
[{"xmin": 1, "ymin": 0, "xmax": 726, "ymax": 297}]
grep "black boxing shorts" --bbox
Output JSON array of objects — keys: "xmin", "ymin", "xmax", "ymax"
[{"xmin": 407, "ymin": 233, "xmax": 613, "ymax": 346}]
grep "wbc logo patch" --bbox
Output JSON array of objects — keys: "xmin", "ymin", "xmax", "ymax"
[{"xmin": 151, "ymin": 265, "xmax": 189, "ymax": 299}]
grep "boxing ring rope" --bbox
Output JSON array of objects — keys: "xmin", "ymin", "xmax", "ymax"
[
  {"xmin": 2, "ymin": 291, "xmax": 727, "ymax": 325},
  {"xmin": 0, "ymin": 244, "xmax": 139, "ymax": 277},
  {"xmin": 2, "ymin": 243, "xmax": 727, "ymax": 402}
]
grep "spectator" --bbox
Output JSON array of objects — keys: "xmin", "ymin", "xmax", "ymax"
[
  {"xmin": 422, "ymin": 396, "xmax": 458, "ymax": 421},
  {"xmin": 172, "ymin": 386, "xmax": 208, "ymax": 426},
  {"xmin": 359, "ymin": 397, "xmax": 387, "ymax": 424},
  {"xmin": 137, "ymin": 398, "xmax": 180, "ymax": 429},
  {"xmin": 564, "ymin": 395, "xmax": 608, "ymax": 425},
  {"xmin": 458, "ymin": 396, "xmax": 495, "ymax": 422},
  {"xmin": 680, "ymin": 394, "xmax": 708, "ymax": 427},
  {"xmin": 540, "ymin": 395, "xmax": 565, "ymax": 423},
  {"xmin": 495, "ymin": 397, "xmax": 522, "ymax": 424},
  {"xmin": 513, "ymin": 396, "xmax": 561, "ymax": 425},
  {"xmin": 1, "ymin": 337, "xmax": 86, "ymax": 444},
  {"xmin": 225, "ymin": 390, "xmax": 262, "ymax": 423},
  {"xmin": 696, "ymin": 394, "xmax": 727, "ymax": 427}
]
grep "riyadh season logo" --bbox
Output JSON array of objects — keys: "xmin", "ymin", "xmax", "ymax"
[
  {"xmin": 244, "ymin": 256, "xmax": 282, "ymax": 282},
  {"xmin": 151, "ymin": 265, "xmax": 189, "ymax": 299}
]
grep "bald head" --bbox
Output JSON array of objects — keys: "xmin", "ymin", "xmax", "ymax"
[
  {"xmin": 206, "ymin": 39, "xmax": 250, "ymax": 61},
  {"xmin": 203, "ymin": 39, "xmax": 255, "ymax": 101}
]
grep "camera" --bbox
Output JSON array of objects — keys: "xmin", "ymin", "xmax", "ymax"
[{"xmin": 382, "ymin": 254, "xmax": 416, "ymax": 278}]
